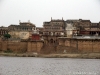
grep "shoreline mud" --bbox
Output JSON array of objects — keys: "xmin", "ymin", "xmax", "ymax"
[{"xmin": 0, "ymin": 52, "xmax": 100, "ymax": 59}]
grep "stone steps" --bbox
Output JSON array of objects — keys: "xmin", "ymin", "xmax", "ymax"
[{"xmin": 40, "ymin": 44, "xmax": 56, "ymax": 54}]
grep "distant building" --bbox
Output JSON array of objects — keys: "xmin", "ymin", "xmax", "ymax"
[
  {"xmin": 43, "ymin": 17, "xmax": 65, "ymax": 44},
  {"xmin": 0, "ymin": 26, "xmax": 8, "ymax": 37},
  {"xmin": 65, "ymin": 19, "xmax": 80, "ymax": 37},
  {"xmin": 31, "ymin": 27, "xmax": 40, "ymax": 41},
  {"xmin": 8, "ymin": 21, "xmax": 35, "ymax": 40},
  {"xmin": 78, "ymin": 19, "xmax": 91, "ymax": 35},
  {"xmin": 65, "ymin": 19, "xmax": 91, "ymax": 36},
  {"xmin": 65, "ymin": 20, "xmax": 77, "ymax": 37},
  {"xmin": 90, "ymin": 23, "xmax": 100, "ymax": 35},
  {"xmin": 36, "ymin": 27, "xmax": 44, "ymax": 36}
]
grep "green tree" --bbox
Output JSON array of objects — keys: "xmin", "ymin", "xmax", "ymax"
[
  {"xmin": 3, "ymin": 34, "xmax": 12, "ymax": 53},
  {"xmin": 3, "ymin": 34, "xmax": 11, "ymax": 39}
]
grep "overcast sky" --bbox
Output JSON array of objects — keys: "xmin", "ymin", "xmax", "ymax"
[{"xmin": 0, "ymin": 0, "xmax": 100, "ymax": 27}]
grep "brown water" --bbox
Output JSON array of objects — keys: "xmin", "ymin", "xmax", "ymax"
[{"xmin": 0, "ymin": 57, "xmax": 100, "ymax": 75}]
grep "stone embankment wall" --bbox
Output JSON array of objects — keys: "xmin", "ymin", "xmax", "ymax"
[
  {"xmin": 0, "ymin": 39, "xmax": 100, "ymax": 54},
  {"xmin": 0, "ymin": 41, "xmax": 27, "ymax": 52},
  {"xmin": 0, "ymin": 41, "xmax": 43, "ymax": 53},
  {"xmin": 57, "ymin": 38, "xmax": 100, "ymax": 53},
  {"xmin": 27, "ymin": 41, "xmax": 43, "ymax": 53}
]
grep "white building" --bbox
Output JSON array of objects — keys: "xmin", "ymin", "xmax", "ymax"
[{"xmin": 65, "ymin": 20, "xmax": 77, "ymax": 37}]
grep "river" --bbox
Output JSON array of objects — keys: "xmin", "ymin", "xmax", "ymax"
[{"xmin": 0, "ymin": 57, "xmax": 100, "ymax": 75}]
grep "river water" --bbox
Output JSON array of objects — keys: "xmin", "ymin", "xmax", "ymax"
[{"xmin": 0, "ymin": 57, "xmax": 100, "ymax": 75}]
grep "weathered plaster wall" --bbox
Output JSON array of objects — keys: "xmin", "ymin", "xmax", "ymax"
[
  {"xmin": 0, "ymin": 41, "xmax": 43, "ymax": 53},
  {"xmin": 27, "ymin": 41, "xmax": 43, "ymax": 53},
  {"xmin": 58, "ymin": 38, "xmax": 100, "ymax": 53}
]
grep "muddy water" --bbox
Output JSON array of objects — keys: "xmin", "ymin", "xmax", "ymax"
[{"xmin": 0, "ymin": 57, "xmax": 100, "ymax": 75}]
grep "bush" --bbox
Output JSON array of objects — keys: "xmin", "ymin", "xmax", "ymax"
[
  {"xmin": 4, "ymin": 49, "xmax": 13, "ymax": 53},
  {"xmin": 3, "ymin": 34, "xmax": 11, "ymax": 39}
]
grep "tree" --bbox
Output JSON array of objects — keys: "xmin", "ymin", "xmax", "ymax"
[
  {"xmin": 3, "ymin": 34, "xmax": 11, "ymax": 52},
  {"xmin": 3, "ymin": 34, "xmax": 11, "ymax": 39}
]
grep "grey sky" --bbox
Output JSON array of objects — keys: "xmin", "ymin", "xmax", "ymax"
[{"xmin": 0, "ymin": 0, "xmax": 100, "ymax": 27}]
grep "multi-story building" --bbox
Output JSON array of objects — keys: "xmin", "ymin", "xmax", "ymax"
[
  {"xmin": 8, "ymin": 21, "xmax": 35, "ymax": 40},
  {"xmin": 65, "ymin": 20, "xmax": 78, "ymax": 37},
  {"xmin": 0, "ymin": 26, "xmax": 8, "ymax": 37},
  {"xmin": 65, "ymin": 19, "xmax": 91, "ymax": 36},
  {"xmin": 78, "ymin": 19, "xmax": 91, "ymax": 35},
  {"xmin": 43, "ymin": 18, "xmax": 65, "ymax": 44},
  {"xmin": 90, "ymin": 23, "xmax": 100, "ymax": 35},
  {"xmin": 36, "ymin": 27, "xmax": 44, "ymax": 36}
]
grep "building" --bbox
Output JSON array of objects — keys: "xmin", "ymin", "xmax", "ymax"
[
  {"xmin": 78, "ymin": 19, "xmax": 91, "ymax": 35},
  {"xmin": 65, "ymin": 19, "xmax": 91, "ymax": 36},
  {"xmin": 8, "ymin": 21, "xmax": 35, "ymax": 40},
  {"xmin": 65, "ymin": 20, "xmax": 77, "ymax": 37},
  {"xmin": 43, "ymin": 17, "xmax": 65, "ymax": 44},
  {"xmin": 36, "ymin": 27, "xmax": 44, "ymax": 36},
  {"xmin": 31, "ymin": 27, "xmax": 40, "ymax": 41},
  {"xmin": 0, "ymin": 26, "xmax": 8, "ymax": 37},
  {"xmin": 90, "ymin": 23, "xmax": 100, "ymax": 35}
]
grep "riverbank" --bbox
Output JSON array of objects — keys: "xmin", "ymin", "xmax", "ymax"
[
  {"xmin": 40, "ymin": 53, "xmax": 100, "ymax": 59},
  {"xmin": 0, "ymin": 52, "xmax": 100, "ymax": 59}
]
